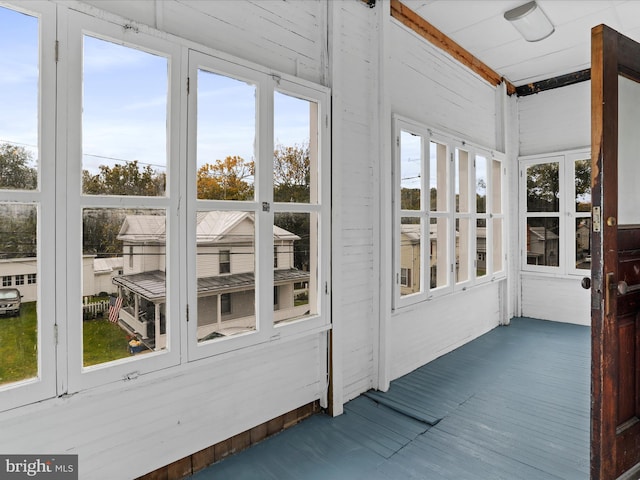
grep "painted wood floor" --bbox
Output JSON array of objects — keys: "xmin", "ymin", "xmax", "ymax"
[{"xmin": 191, "ymin": 317, "xmax": 590, "ymax": 479}]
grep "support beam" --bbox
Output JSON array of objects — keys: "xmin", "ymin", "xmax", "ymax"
[
  {"xmin": 390, "ymin": 0, "xmax": 516, "ymax": 95},
  {"xmin": 516, "ymin": 68, "xmax": 591, "ymax": 96}
]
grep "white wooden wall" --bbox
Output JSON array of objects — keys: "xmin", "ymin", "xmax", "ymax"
[
  {"xmin": 0, "ymin": 1, "xmax": 520, "ymax": 477},
  {"xmin": 517, "ymin": 82, "xmax": 591, "ymax": 325},
  {"xmin": 381, "ymin": 14, "xmax": 510, "ymax": 381}
]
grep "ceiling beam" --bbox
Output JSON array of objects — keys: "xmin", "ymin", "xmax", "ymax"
[
  {"xmin": 390, "ymin": 0, "xmax": 517, "ymax": 95},
  {"xmin": 515, "ymin": 68, "xmax": 591, "ymax": 96}
]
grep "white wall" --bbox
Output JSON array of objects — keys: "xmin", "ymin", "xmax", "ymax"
[
  {"xmin": 382, "ymin": 14, "xmax": 508, "ymax": 380},
  {"xmin": 0, "ymin": 2, "xmax": 331, "ymax": 479},
  {"xmin": 0, "ymin": 1, "xmax": 518, "ymax": 477},
  {"xmin": 517, "ymin": 82, "xmax": 591, "ymax": 325}
]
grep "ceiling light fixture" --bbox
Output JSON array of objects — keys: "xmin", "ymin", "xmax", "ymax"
[{"xmin": 504, "ymin": 1, "xmax": 554, "ymax": 42}]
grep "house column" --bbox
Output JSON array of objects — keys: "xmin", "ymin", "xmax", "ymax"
[
  {"xmin": 154, "ymin": 303, "xmax": 161, "ymax": 350},
  {"xmin": 217, "ymin": 294, "xmax": 222, "ymax": 329}
]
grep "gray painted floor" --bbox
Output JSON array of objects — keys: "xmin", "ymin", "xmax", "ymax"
[{"xmin": 191, "ymin": 318, "xmax": 590, "ymax": 479}]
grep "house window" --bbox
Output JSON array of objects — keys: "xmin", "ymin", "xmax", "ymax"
[
  {"xmin": 220, "ymin": 293, "xmax": 231, "ymax": 315},
  {"xmin": 274, "ymin": 245, "xmax": 278, "ymax": 268},
  {"xmin": 400, "ymin": 268, "xmax": 411, "ymax": 287},
  {"xmin": 27, "ymin": 273, "xmax": 36, "ymax": 285},
  {"xmin": 2, "ymin": 276, "xmax": 11, "ymax": 287},
  {"xmin": 394, "ymin": 116, "xmax": 505, "ymax": 308},
  {"xmin": 219, "ymin": 250, "xmax": 231, "ymax": 274},
  {"xmin": 520, "ymin": 151, "xmax": 590, "ymax": 274},
  {"xmin": 15, "ymin": 275, "xmax": 24, "ymax": 286}
]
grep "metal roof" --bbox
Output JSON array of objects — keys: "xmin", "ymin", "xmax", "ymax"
[{"xmin": 113, "ymin": 269, "xmax": 310, "ymax": 302}]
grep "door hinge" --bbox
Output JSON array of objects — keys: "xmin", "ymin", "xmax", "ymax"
[
  {"xmin": 55, "ymin": 40, "xmax": 59, "ymax": 63},
  {"xmin": 54, "ymin": 324, "xmax": 59, "ymax": 345},
  {"xmin": 187, "ymin": 77, "xmax": 190, "ymax": 95},
  {"xmin": 186, "ymin": 304, "xmax": 189, "ymax": 322}
]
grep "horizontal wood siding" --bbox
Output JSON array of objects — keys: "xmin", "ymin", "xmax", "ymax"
[
  {"xmin": 0, "ymin": 2, "xmax": 328, "ymax": 479},
  {"xmin": 386, "ymin": 17, "xmax": 502, "ymax": 383},
  {"xmin": 520, "ymin": 274, "xmax": 590, "ymax": 326},
  {"xmin": 84, "ymin": 0, "xmax": 327, "ymax": 84},
  {"xmin": 332, "ymin": 1, "xmax": 377, "ymax": 401},
  {"xmin": 518, "ymin": 81, "xmax": 590, "ymax": 156},
  {"xmin": 518, "ymin": 82, "xmax": 590, "ymax": 326},
  {"xmin": 389, "ymin": 21, "xmax": 497, "ymax": 148},
  {"xmin": 0, "ymin": 336, "xmax": 323, "ymax": 480},
  {"xmin": 390, "ymin": 284, "xmax": 501, "ymax": 381}
]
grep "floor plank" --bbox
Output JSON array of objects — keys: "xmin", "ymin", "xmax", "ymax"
[{"xmin": 191, "ymin": 318, "xmax": 590, "ymax": 479}]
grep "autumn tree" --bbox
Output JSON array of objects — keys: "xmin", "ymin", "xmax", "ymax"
[
  {"xmin": 526, "ymin": 162, "xmax": 560, "ymax": 212},
  {"xmin": 273, "ymin": 143, "xmax": 310, "ymax": 203},
  {"xmin": 197, "ymin": 155, "xmax": 254, "ymax": 200},
  {"xmin": 0, "ymin": 143, "xmax": 37, "ymax": 190},
  {"xmin": 82, "ymin": 160, "xmax": 166, "ymax": 196}
]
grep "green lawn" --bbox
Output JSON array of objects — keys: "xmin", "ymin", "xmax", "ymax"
[
  {"xmin": 0, "ymin": 302, "xmax": 132, "ymax": 385},
  {"xmin": 0, "ymin": 302, "xmax": 37, "ymax": 385},
  {"xmin": 83, "ymin": 318, "xmax": 131, "ymax": 367}
]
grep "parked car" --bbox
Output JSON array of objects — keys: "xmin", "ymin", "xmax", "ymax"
[{"xmin": 0, "ymin": 288, "xmax": 22, "ymax": 316}]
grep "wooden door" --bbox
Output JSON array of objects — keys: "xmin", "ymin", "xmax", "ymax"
[{"xmin": 591, "ymin": 24, "xmax": 640, "ymax": 479}]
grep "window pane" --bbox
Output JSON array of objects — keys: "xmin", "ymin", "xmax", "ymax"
[
  {"xmin": 196, "ymin": 211, "xmax": 256, "ymax": 342},
  {"xmin": 400, "ymin": 217, "xmax": 421, "ymax": 296},
  {"xmin": 527, "ymin": 163, "xmax": 559, "ymax": 212},
  {"xmin": 0, "ymin": 7, "xmax": 38, "ymax": 191},
  {"xmin": 493, "ymin": 218, "xmax": 503, "ymax": 273},
  {"xmin": 274, "ymin": 212, "xmax": 317, "ymax": 324},
  {"xmin": 82, "ymin": 208, "xmax": 167, "ymax": 367},
  {"xmin": 492, "ymin": 159, "xmax": 502, "ymax": 214},
  {"xmin": 455, "ymin": 149, "xmax": 470, "ymax": 213},
  {"xmin": 526, "ymin": 217, "xmax": 560, "ymax": 266},
  {"xmin": 476, "ymin": 218, "xmax": 487, "ymax": 278},
  {"xmin": 430, "ymin": 217, "xmax": 448, "ymax": 289},
  {"xmin": 82, "ymin": 36, "xmax": 168, "ymax": 196},
  {"xmin": 476, "ymin": 155, "xmax": 487, "ymax": 214},
  {"xmin": 274, "ymin": 92, "xmax": 317, "ymax": 204},
  {"xmin": 456, "ymin": 218, "xmax": 470, "ymax": 283},
  {"xmin": 197, "ymin": 71, "xmax": 255, "ymax": 201},
  {"xmin": 430, "ymin": 141, "xmax": 448, "ymax": 212},
  {"xmin": 400, "ymin": 131, "xmax": 422, "ymax": 210},
  {"xmin": 0, "ymin": 203, "xmax": 38, "ymax": 385},
  {"xmin": 575, "ymin": 159, "xmax": 591, "ymax": 212},
  {"xmin": 576, "ymin": 218, "xmax": 592, "ymax": 270}
]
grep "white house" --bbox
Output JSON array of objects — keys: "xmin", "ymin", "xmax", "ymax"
[{"xmin": 112, "ymin": 211, "xmax": 309, "ymax": 349}]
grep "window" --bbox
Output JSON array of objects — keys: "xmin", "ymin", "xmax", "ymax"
[
  {"xmin": 0, "ymin": 3, "xmax": 330, "ymax": 409},
  {"xmin": 220, "ymin": 293, "xmax": 231, "ymax": 315},
  {"xmin": 520, "ymin": 150, "xmax": 590, "ymax": 274},
  {"xmin": 393, "ymin": 116, "xmax": 505, "ymax": 308},
  {"xmin": 219, "ymin": 250, "xmax": 231, "ymax": 274}
]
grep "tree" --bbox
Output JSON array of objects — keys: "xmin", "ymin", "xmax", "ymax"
[
  {"xmin": 575, "ymin": 159, "xmax": 591, "ymax": 212},
  {"xmin": 526, "ymin": 162, "xmax": 560, "ymax": 212},
  {"xmin": 273, "ymin": 143, "xmax": 310, "ymax": 203},
  {"xmin": 0, "ymin": 143, "xmax": 37, "ymax": 190},
  {"xmin": 197, "ymin": 155, "xmax": 254, "ymax": 200},
  {"xmin": 82, "ymin": 161, "xmax": 166, "ymax": 196},
  {"xmin": 272, "ymin": 143, "xmax": 312, "ymax": 270}
]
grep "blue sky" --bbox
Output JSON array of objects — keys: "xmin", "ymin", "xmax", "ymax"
[{"xmin": 0, "ymin": 4, "xmax": 311, "ymax": 177}]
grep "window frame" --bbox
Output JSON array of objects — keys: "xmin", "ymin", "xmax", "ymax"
[
  {"xmin": 0, "ymin": 0, "xmax": 58, "ymax": 413},
  {"xmin": 393, "ymin": 115, "xmax": 505, "ymax": 310},
  {"xmin": 519, "ymin": 148, "xmax": 591, "ymax": 276},
  {"xmin": 0, "ymin": 1, "xmax": 331, "ymax": 412},
  {"xmin": 63, "ymin": 9, "xmax": 183, "ymax": 392},
  {"xmin": 186, "ymin": 50, "xmax": 331, "ymax": 361}
]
